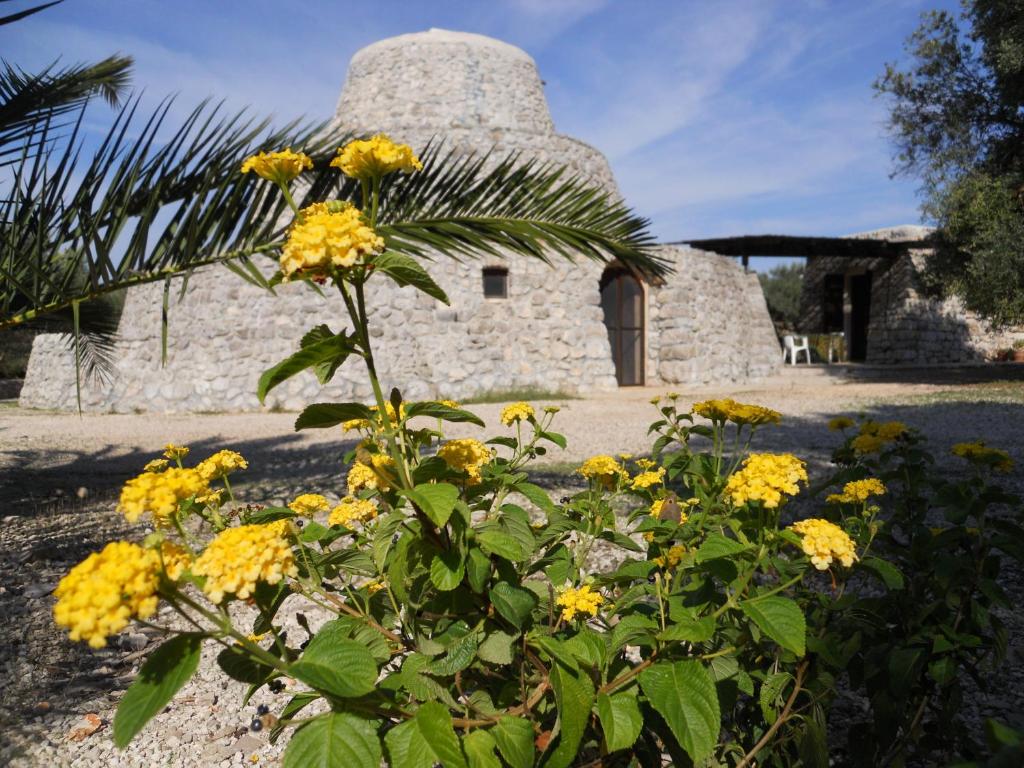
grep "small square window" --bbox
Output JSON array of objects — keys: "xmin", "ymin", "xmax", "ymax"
[{"xmin": 482, "ymin": 267, "xmax": 508, "ymax": 298}]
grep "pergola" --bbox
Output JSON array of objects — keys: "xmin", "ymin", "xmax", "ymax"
[{"xmin": 674, "ymin": 234, "xmax": 934, "ymax": 270}]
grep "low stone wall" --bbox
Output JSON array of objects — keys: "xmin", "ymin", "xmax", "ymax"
[{"xmin": 650, "ymin": 246, "xmax": 780, "ymax": 385}]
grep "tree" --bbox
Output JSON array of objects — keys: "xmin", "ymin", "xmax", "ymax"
[
  {"xmin": 1, "ymin": 1, "xmax": 663, "ymax": 389},
  {"xmin": 875, "ymin": 0, "xmax": 1024, "ymax": 325},
  {"xmin": 757, "ymin": 262, "xmax": 804, "ymax": 332}
]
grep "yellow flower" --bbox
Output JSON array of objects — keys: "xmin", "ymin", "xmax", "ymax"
[
  {"xmin": 438, "ymin": 438, "xmax": 491, "ymax": 485},
  {"xmin": 789, "ymin": 518, "xmax": 858, "ymax": 570},
  {"xmin": 280, "ymin": 202, "xmax": 384, "ymax": 279},
  {"xmin": 119, "ymin": 467, "xmax": 208, "ymax": 526},
  {"xmin": 618, "ymin": 453, "xmax": 634, "ymax": 461},
  {"xmin": 196, "ymin": 489, "xmax": 226, "ymax": 506},
  {"xmin": 192, "ymin": 521, "xmax": 297, "ymax": 604},
  {"xmin": 196, "ymin": 450, "xmax": 248, "ymax": 481},
  {"xmin": 631, "ymin": 467, "xmax": 666, "ymax": 490},
  {"xmin": 654, "ymin": 544, "xmax": 687, "ymax": 570},
  {"xmin": 951, "ymin": 441, "xmax": 1014, "ymax": 473},
  {"xmin": 241, "ymin": 148, "xmax": 313, "ymax": 184},
  {"xmin": 53, "ymin": 542, "xmax": 160, "ymax": 648},
  {"xmin": 247, "ymin": 632, "xmax": 268, "ymax": 644},
  {"xmin": 364, "ymin": 579, "xmax": 387, "ymax": 594},
  {"xmin": 163, "ymin": 443, "xmax": 190, "ymax": 461},
  {"xmin": 724, "ymin": 453, "xmax": 807, "ymax": 509},
  {"xmin": 328, "ymin": 496, "xmax": 379, "ymax": 527},
  {"xmin": 692, "ymin": 398, "xmax": 781, "ymax": 426},
  {"xmin": 342, "ymin": 402, "xmax": 404, "ymax": 433},
  {"xmin": 438, "ymin": 399, "xmax": 460, "ymax": 409},
  {"xmin": 850, "ymin": 434, "xmax": 886, "ymax": 454},
  {"xmin": 828, "ymin": 416, "xmax": 855, "ymax": 432},
  {"xmin": 288, "ymin": 493, "xmax": 331, "ymax": 516},
  {"xmin": 500, "ymin": 402, "xmax": 535, "ymax": 426},
  {"xmin": 347, "ymin": 454, "xmax": 394, "ymax": 495},
  {"xmin": 635, "ymin": 458, "xmax": 657, "ymax": 471},
  {"xmin": 827, "ymin": 478, "xmax": 887, "ymax": 505},
  {"xmin": 859, "ymin": 420, "xmax": 909, "ymax": 441},
  {"xmin": 556, "ymin": 585, "xmax": 604, "ymax": 621},
  {"xmin": 143, "ymin": 458, "xmax": 169, "ymax": 473},
  {"xmin": 159, "ymin": 541, "xmax": 191, "ymax": 581},
  {"xmin": 578, "ymin": 455, "xmax": 627, "ymax": 489},
  {"xmin": 331, "ymin": 134, "xmax": 422, "ymax": 179}
]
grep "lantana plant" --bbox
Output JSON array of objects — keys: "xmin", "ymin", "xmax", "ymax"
[{"xmin": 51, "ymin": 138, "xmax": 1021, "ymax": 767}]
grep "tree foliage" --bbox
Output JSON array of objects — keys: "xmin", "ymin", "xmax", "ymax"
[
  {"xmin": 875, "ymin": 0, "xmax": 1024, "ymax": 325},
  {"xmin": 757, "ymin": 262, "xmax": 804, "ymax": 332}
]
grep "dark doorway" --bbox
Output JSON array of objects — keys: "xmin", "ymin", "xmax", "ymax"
[
  {"xmin": 600, "ymin": 267, "xmax": 645, "ymax": 386},
  {"xmin": 848, "ymin": 271, "xmax": 872, "ymax": 361}
]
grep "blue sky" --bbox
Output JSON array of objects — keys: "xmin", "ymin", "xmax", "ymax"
[{"xmin": 3, "ymin": 0, "xmax": 959, "ymax": 271}]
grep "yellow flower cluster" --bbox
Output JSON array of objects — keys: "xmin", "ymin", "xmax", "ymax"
[
  {"xmin": 191, "ymin": 521, "xmax": 298, "ymax": 603},
  {"xmin": 289, "ymin": 493, "xmax": 331, "ymax": 516},
  {"xmin": 556, "ymin": 585, "xmax": 604, "ymax": 621},
  {"xmin": 789, "ymin": 518, "xmax": 858, "ymax": 570},
  {"xmin": 827, "ymin": 416, "xmax": 855, "ymax": 431},
  {"xmin": 692, "ymin": 398, "xmax": 781, "ymax": 426},
  {"xmin": 328, "ymin": 496, "xmax": 379, "ymax": 527},
  {"xmin": 438, "ymin": 438, "xmax": 491, "ymax": 484},
  {"xmin": 951, "ymin": 441, "xmax": 1014, "ymax": 472},
  {"xmin": 280, "ymin": 202, "xmax": 384, "ymax": 279},
  {"xmin": 160, "ymin": 541, "xmax": 192, "ymax": 581},
  {"xmin": 163, "ymin": 444, "xmax": 190, "ymax": 461},
  {"xmin": 654, "ymin": 544, "xmax": 687, "ymax": 569},
  {"xmin": 438, "ymin": 399, "xmax": 460, "ymax": 409},
  {"xmin": 631, "ymin": 467, "xmax": 666, "ymax": 490},
  {"xmin": 850, "ymin": 421, "xmax": 908, "ymax": 454},
  {"xmin": 119, "ymin": 467, "xmax": 208, "ymax": 526},
  {"xmin": 144, "ymin": 458, "xmax": 169, "ymax": 473},
  {"xmin": 330, "ymin": 134, "xmax": 422, "ymax": 179},
  {"xmin": 196, "ymin": 450, "xmax": 248, "ymax": 481},
  {"xmin": 342, "ymin": 402, "xmax": 404, "ymax": 433},
  {"xmin": 724, "ymin": 453, "xmax": 807, "ymax": 509},
  {"xmin": 241, "ymin": 148, "xmax": 313, "ymax": 184},
  {"xmin": 827, "ymin": 478, "xmax": 887, "ymax": 504},
  {"xmin": 53, "ymin": 542, "xmax": 160, "ymax": 648},
  {"xmin": 347, "ymin": 454, "xmax": 394, "ymax": 495},
  {"xmin": 500, "ymin": 401, "xmax": 535, "ymax": 426},
  {"xmin": 578, "ymin": 455, "xmax": 628, "ymax": 489}
]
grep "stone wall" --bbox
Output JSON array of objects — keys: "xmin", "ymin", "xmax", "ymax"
[
  {"xmin": 19, "ymin": 28, "xmax": 780, "ymax": 412},
  {"xmin": 799, "ymin": 226, "xmax": 1024, "ymax": 363}
]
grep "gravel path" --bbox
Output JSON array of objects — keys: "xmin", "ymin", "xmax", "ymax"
[{"xmin": 2, "ymin": 367, "xmax": 1022, "ymax": 766}]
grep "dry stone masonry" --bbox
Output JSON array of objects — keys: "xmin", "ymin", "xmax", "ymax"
[{"xmin": 20, "ymin": 29, "xmax": 780, "ymax": 413}]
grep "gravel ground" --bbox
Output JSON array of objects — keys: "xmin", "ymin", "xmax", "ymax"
[{"xmin": 2, "ymin": 366, "xmax": 1022, "ymax": 766}]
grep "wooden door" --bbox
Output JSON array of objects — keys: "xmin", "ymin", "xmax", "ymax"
[{"xmin": 600, "ymin": 268, "xmax": 645, "ymax": 386}]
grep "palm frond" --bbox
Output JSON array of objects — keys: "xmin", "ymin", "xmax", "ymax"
[
  {"xmin": 0, "ymin": 97, "xmax": 349, "ymax": 328},
  {"xmin": 0, "ymin": 0, "xmax": 63, "ymax": 27},
  {"xmin": 302, "ymin": 142, "xmax": 667, "ymax": 277}
]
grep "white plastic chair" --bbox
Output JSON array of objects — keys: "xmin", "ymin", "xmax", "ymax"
[{"xmin": 782, "ymin": 335, "xmax": 811, "ymax": 365}]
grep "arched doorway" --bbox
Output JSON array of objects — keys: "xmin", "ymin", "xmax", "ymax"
[{"xmin": 600, "ymin": 267, "xmax": 645, "ymax": 386}]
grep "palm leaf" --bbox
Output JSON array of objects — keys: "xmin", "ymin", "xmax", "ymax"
[{"xmin": 0, "ymin": 0, "xmax": 63, "ymax": 27}]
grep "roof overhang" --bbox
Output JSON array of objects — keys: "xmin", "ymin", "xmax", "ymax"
[{"xmin": 673, "ymin": 234, "xmax": 934, "ymax": 259}]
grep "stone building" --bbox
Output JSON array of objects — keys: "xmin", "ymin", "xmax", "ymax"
[
  {"xmin": 797, "ymin": 225, "xmax": 1024, "ymax": 363},
  {"xmin": 19, "ymin": 29, "xmax": 780, "ymax": 413}
]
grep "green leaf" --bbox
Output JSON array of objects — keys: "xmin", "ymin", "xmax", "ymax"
[
  {"xmin": 489, "ymin": 582, "xmax": 538, "ymax": 629},
  {"xmin": 597, "ymin": 691, "xmax": 643, "ymax": 752},
  {"xmin": 113, "ymin": 634, "xmax": 203, "ymax": 748},
  {"xmin": 373, "ymin": 251, "xmax": 450, "ymax": 304},
  {"xmin": 385, "ymin": 719, "xmax": 436, "ymax": 768},
  {"xmin": 403, "ymin": 483, "xmax": 461, "ymax": 528},
  {"xmin": 478, "ymin": 629, "xmax": 516, "ymax": 666},
  {"xmin": 658, "ymin": 615, "xmax": 715, "ymax": 644},
  {"xmin": 538, "ymin": 430, "xmax": 567, "ymax": 449},
  {"xmin": 216, "ymin": 645, "xmax": 274, "ymax": 684},
  {"xmin": 544, "ymin": 664, "xmax": 594, "ymax": 768},
  {"xmin": 513, "ymin": 482, "xmax": 556, "ymax": 514},
  {"xmin": 463, "ymin": 729, "xmax": 502, "ymax": 768},
  {"xmin": 564, "ymin": 631, "xmax": 606, "ymax": 668},
  {"xmin": 257, "ymin": 333, "xmax": 355, "ymax": 404},
  {"xmin": 466, "ymin": 545, "xmax": 491, "ymax": 593},
  {"xmin": 759, "ymin": 672, "xmax": 793, "ymax": 724},
  {"xmin": 639, "ymin": 660, "xmax": 720, "ymax": 764},
  {"xmin": 404, "ymin": 401, "xmax": 485, "ymax": 427},
  {"xmin": 492, "ymin": 717, "xmax": 535, "ymax": 768},
  {"xmin": 415, "ymin": 702, "xmax": 469, "ymax": 768},
  {"xmin": 695, "ymin": 533, "xmax": 751, "ymax": 563},
  {"xmin": 290, "ymin": 633, "xmax": 378, "ymax": 698},
  {"xmin": 477, "ymin": 530, "xmax": 527, "ymax": 562},
  {"xmin": 860, "ymin": 556, "xmax": 905, "ymax": 590},
  {"xmin": 739, "ymin": 596, "xmax": 806, "ymax": 657},
  {"xmin": 283, "ymin": 711, "xmax": 381, "ymax": 768},
  {"xmin": 295, "ymin": 402, "xmax": 373, "ymax": 430},
  {"xmin": 430, "ymin": 549, "xmax": 466, "ymax": 591},
  {"xmin": 428, "ymin": 631, "xmax": 480, "ymax": 676}
]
